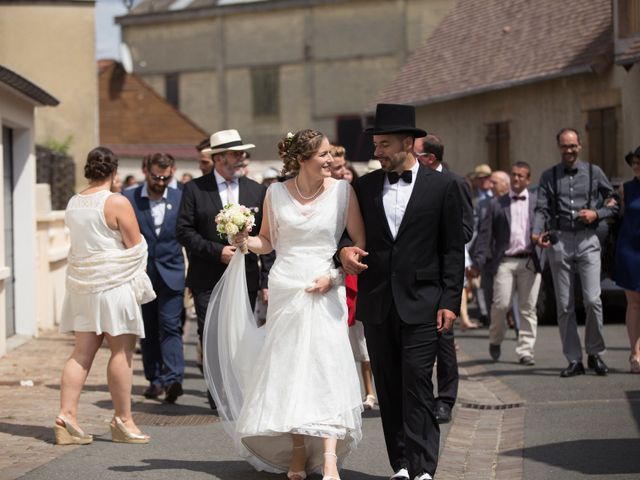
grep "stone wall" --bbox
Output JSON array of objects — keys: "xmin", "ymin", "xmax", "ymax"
[
  {"xmin": 414, "ymin": 66, "xmax": 640, "ymax": 182},
  {"xmin": 0, "ymin": 3, "xmax": 98, "ymax": 187},
  {"xmin": 121, "ymin": 0, "xmax": 455, "ymax": 160}
]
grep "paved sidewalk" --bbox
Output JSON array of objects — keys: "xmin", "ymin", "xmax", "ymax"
[
  {"xmin": 0, "ymin": 317, "xmax": 507, "ymax": 480},
  {"xmin": 2, "ymin": 319, "xmax": 636, "ymax": 479},
  {"xmin": 453, "ymin": 322, "xmax": 640, "ymax": 480}
]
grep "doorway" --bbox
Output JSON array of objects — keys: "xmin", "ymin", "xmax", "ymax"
[{"xmin": 3, "ymin": 126, "xmax": 15, "ymax": 338}]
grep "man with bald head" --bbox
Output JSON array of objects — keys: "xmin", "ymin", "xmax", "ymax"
[{"xmin": 490, "ymin": 171, "xmax": 511, "ymax": 197}]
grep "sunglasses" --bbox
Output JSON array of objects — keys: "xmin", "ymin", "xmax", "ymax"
[{"xmin": 149, "ymin": 173, "xmax": 173, "ymax": 182}]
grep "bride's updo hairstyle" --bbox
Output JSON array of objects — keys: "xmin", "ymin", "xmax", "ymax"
[
  {"xmin": 277, "ymin": 129, "xmax": 325, "ymax": 176},
  {"xmin": 84, "ymin": 146, "xmax": 119, "ymax": 182}
]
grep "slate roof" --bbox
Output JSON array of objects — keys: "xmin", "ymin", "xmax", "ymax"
[
  {"xmin": 0, "ymin": 65, "xmax": 59, "ymax": 106},
  {"xmin": 374, "ymin": 0, "xmax": 614, "ymax": 107},
  {"xmin": 99, "ymin": 60, "xmax": 207, "ymax": 159}
]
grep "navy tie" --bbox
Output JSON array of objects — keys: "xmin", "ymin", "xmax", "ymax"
[{"xmin": 388, "ymin": 170, "xmax": 413, "ymax": 184}]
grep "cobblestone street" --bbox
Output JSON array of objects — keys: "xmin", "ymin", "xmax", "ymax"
[{"xmin": 1, "ymin": 320, "xmax": 639, "ymax": 480}]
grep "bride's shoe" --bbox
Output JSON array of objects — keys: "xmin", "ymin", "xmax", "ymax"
[
  {"xmin": 54, "ymin": 415, "xmax": 93, "ymax": 445},
  {"xmin": 287, "ymin": 445, "xmax": 307, "ymax": 480},
  {"xmin": 110, "ymin": 416, "xmax": 150, "ymax": 444},
  {"xmin": 322, "ymin": 452, "xmax": 340, "ymax": 480},
  {"xmin": 363, "ymin": 394, "xmax": 376, "ymax": 410}
]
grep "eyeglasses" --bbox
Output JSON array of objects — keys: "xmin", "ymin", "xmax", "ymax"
[
  {"xmin": 559, "ymin": 144, "xmax": 579, "ymax": 149},
  {"xmin": 149, "ymin": 173, "xmax": 173, "ymax": 182}
]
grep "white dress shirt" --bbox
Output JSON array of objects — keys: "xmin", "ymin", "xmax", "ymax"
[
  {"xmin": 214, "ymin": 170, "xmax": 239, "ymax": 205},
  {"xmin": 382, "ymin": 161, "xmax": 420, "ymax": 239},
  {"xmin": 505, "ymin": 188, "xmax": 530, "ymax": 255},
  {"xmin": 141, "ymin": 183, "xmax": 169, "ymax": 236}
]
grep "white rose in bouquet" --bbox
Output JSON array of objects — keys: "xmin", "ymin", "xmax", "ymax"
[{"xmin": 215, "ymin": 203, "xmax": 256, "ymax": 254}]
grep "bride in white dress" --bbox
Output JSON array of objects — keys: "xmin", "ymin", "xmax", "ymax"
[{"xmin": 203, "ymin": 129, "xmax": 366, "ymax": 480}]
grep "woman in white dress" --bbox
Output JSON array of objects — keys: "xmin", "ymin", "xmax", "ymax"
[
  {"xmin": 205, "ymin": 130, "xmax": 366, "ymax": 480},
  {"xmin": 55, "ymin": 147, "xmax": 155, "ymax": 445}
]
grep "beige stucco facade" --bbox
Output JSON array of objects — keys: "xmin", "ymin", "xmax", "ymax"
[
  {"xmin": 119, "ymin": 0, "xmax": 455, "ymax": 160},
  {"xmin": 414, "ymin": 65, "xmax": 640, "ymax": 183},
  {"xmin": 0, "ymin": 84, "xmax": 52, "ymax": 357},
  {"xmin": 0, "ymin": 2, "xmax": 98, "ymax": 184}
]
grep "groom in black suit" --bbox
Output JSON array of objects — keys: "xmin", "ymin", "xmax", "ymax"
[{"xmin": 341, "ymin": 104, "xmax": 465, "ymax": 480}]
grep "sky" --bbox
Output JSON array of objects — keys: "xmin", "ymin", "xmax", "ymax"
[{"xmin": 95, "ymin": 0, "xmax": 131, "ymax": 60}]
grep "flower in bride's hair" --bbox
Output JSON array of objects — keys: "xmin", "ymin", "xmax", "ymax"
[{"xmin": 285, "ymin": 131, "xmax": 295, "ymax": 149}]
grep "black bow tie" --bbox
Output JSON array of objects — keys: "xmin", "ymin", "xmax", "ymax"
[
  {"xmin": 564, "ymin": 167, "xmax": 578, "ymax": 175},
  {"xmin": 512, "ymin": 195, "xmax": 526, "ymax": 201},
  {"xmin": 388, "ymin": 170, "xmax": 413, "ymax": 184}
]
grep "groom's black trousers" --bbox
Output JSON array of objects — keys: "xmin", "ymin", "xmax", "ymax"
[
  {"xmin": 436, "ymin": 328, "xmax": 459, "ymax": 408},
  {"xmin": 363, "ymin": 303, "xmax": 440, "ymax": 477}
]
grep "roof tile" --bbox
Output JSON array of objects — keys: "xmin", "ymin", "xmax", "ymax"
[{"xmin": 374, "ymin": 0, "xmax": 613, "ymax": 106}]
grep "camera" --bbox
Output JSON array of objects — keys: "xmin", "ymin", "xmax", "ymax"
[{"xmin": 541, "ymin": 231, "xmax": 559, "ymax": 245}]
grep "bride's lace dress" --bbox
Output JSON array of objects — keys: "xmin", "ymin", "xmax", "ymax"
[{"xmin": 203, "ymin": 179, "xmax": 363, "ymax": 474}]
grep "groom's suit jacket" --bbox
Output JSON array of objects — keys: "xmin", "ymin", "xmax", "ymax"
[
  {"xmin": 354, "ymin": 164, "xmax": 465, "ymax": 325},
  {"xmin": 176, "ymin": 172, "xmax": 266, "ymax": 292}
]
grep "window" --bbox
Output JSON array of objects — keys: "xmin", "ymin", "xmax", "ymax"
[
  {"xmin": 165, "ymin": 73, "xmax": 179, "ymax": 109},
  {"xmin": 485, "ymin": 122, "xmax": 510, "ymax": 172},
  {"xmin": 251, "ymin": 67, "xmax": 279, "ymax": 119},
  {"xmin": 618, "ymin": 0, "xmax": 640, "ymax": 38},
  {"xmin": 336, "ymin": 116, "xmax": 375, "ymax": 162},
  {"xmin": 586, "ymin": 107, "xmax": 618, "ymax": 178}
]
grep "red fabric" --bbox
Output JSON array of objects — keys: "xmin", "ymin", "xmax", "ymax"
[{"xmin": 345, "ymin": 274, "xmax": 358, "ymax": 327}]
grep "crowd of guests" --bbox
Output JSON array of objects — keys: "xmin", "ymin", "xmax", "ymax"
[{"xmin": 53, "ymin": 118, "xmax": 640, "ymax": 465}]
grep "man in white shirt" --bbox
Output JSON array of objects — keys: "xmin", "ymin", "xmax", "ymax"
[
  {"xmin": 341, "ymin": 104, "xmax": 465, "ymax": 480},
  {"xmin": 176, "ymin": 129, "xmax": 268, "ymax": 410},
  {"xmin": 123, "ymin": 153, "xmax": 186, "ymax": 403}
]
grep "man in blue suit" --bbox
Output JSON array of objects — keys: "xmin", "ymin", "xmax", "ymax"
[{"xmin": 124, "ymin": 153, "xmax": 186, "ymax": 403}]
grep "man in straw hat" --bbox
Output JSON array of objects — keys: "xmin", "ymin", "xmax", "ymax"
[
  {"xmin": 176, "ymin": 129, "xmax": 268, "ymax": 409},
  {"xmin": 340, "ymin": 104, "xmax": 465, "ymax": 480}
]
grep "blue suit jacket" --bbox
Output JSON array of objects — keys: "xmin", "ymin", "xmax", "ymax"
[{"xmin": 123, "ymin": 185, "xmax": 185, "ymax": 292}]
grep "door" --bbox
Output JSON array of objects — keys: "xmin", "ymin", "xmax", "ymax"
[{"xmin": 2, "ymin": 127, "xmax": 15, "ymax": 338}]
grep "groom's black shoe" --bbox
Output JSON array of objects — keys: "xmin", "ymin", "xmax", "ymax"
[{"xmin": 390, "ymin": 468, "xmax": 409, "ymax": 480}]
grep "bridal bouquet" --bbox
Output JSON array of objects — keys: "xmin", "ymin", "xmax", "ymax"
[{"xmin": 215, "ymin": 204, "xmax": 256, "ymax": 254}]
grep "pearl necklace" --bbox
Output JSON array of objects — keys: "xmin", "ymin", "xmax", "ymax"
[{"xmin": 294, "ymin": 176, "xmax": 324, "ymax": 200}]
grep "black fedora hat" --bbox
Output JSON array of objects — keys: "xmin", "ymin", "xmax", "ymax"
[
  {"xmin": 625, "ymin": 145, "xmax": 640, "ymax": 166},
  {"xmin": 363, "ymin": 103, "xmax": 427, "ymax": 138}
]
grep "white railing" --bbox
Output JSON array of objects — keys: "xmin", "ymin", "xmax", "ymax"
[{"xmin": 35, "ymin": 184, "xmax": 69, "ymax": 332}]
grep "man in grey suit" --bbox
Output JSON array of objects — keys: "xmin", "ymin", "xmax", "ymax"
[
  {"xmin": 471, "ymin": 162, "xmax": 541, "ymax": 365},
  {"xmin": 532, "ymin": 128, "xmax": 617, "ymax": 377}
]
